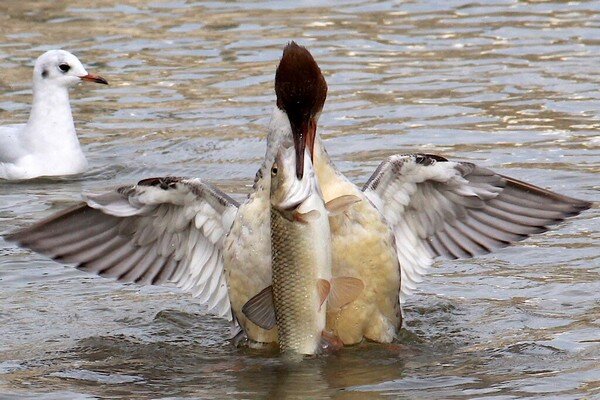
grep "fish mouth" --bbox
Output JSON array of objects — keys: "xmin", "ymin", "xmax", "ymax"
[{"xmin": 277, "ymin": 170, "xmax": 313, "ymax": 211}]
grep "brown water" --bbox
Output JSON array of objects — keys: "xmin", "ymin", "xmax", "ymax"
[{"xmin": 0, "ymin": 1, "xmax": 598, "ymax": 399}]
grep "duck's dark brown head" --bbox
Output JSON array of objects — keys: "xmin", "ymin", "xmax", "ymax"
[{"xmin": 275, "ymin": 42, "xmax": 327, "ymax": 179}]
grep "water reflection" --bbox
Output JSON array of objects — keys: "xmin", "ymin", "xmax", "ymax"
[{"xmin": 0, "ymin": 0, "xmax": 598, "ymax": 399}]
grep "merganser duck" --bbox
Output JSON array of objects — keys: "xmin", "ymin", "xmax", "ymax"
[
  {"xmin": 5, "ymin": 43, "xmax": 591, "ymax": 347},
  {"xmin": 0, "ymin": 50, "xmax": 107, "ymax": 180}
]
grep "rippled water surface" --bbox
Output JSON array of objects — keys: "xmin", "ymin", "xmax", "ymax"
[{"xmin": 0, "ymin": 0, "xmax": 598, "ymax": 399}]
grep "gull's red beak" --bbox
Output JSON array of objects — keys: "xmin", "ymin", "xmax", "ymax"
[{"xmin": 79, "ymin": 74, "xmax": 108, "ymax": 85}]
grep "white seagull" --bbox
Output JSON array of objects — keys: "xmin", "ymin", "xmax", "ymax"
[
  {"xmin": 5, "ymin": 43, "xmax": 591, "ymax": 348},
  {"xmin": 0, "ymin": 50, "xmax": 108, "ymax": 180}
]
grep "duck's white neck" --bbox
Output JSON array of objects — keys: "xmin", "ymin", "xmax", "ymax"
[
  {"xmin": 264, "ymin": 106, "xmax": 294, "ymax": 164},
  {"xmin": 23, "ymin": 81, "xmax": 80, "ymax": 153},
  {"xmin": 254, "ymin": 106, "xmax": 343, "ymax": 197}
]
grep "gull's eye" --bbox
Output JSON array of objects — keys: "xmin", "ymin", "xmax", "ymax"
[
  {"xmin": 58, "ymin": 63, "xmax": 71, "ymax": 73},
  {"xmin": 271, "ymin": 165, "xmax": 278, "ymax": 176}
]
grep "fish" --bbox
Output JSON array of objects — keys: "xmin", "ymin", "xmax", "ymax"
[{"xmin": 242, "ymin": 146, "xmax": 364, "ymax": 357}]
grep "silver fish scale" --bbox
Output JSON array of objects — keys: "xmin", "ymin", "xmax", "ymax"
[{"xmin": 270, "ymin": 208, "xmax": 319, "ymax": 354}]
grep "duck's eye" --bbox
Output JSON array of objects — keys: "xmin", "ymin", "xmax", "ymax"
[
  {"xmin": 58, "ymin": 63, "xmax": 70, "ymax": 73},
  {"xmin": 271, "ymin": 165, "xmax": 278, "ymax": 176}
]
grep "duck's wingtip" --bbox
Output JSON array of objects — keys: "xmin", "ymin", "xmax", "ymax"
[
  {"xmin": 3, "ymin": 225, "xmax": 27, "ymax": 243},
  {"xmin": 576, "ymin": 199, "xmax": 594, "ymax": 211}
]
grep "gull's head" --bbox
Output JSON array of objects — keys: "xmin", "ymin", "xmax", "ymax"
[
  {"xmin": 274, "ymin": 42, "xmax": 327, "ymax": 179},
  {"xmin": 32, "ymin": 50, "xmax": 108, "ymax": 89}
]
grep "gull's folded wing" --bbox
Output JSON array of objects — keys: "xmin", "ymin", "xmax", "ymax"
[
  {"xmin": 6, "ymin": 176, "xmax": 239, "ymax": 319},
  {"xmin": 363, "ymin": 154, "xmax": 591, "ymax": 302}
]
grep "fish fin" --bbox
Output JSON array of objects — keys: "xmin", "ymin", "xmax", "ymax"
[
  {"xmin": 231, "ymin": 328, "xmax": 247, "ymax": 348},
  {"xmin": 319, "ymin": 330, "xmax": 344, "ymax": 354},
  {"xmin": 294, "ymin": 209, "xmax": 321, "ymax": 224},
  {"xmin": 325, "ymin": 195, "xmax": 361, "ymax": 216},
  {"xmin": 241, "ymin": 286, "xmax": 276, "ymax": 330},
  {"xmin": 230, "ymin": 314, "xmax": 247, "ymax": 347},
  {"xmin": 317, "ymin": 279, "xmax": 331, "ymax": 310},
  {"xmin": 328, "ymin": 277, "xmax": 365, "ymax": 310}
]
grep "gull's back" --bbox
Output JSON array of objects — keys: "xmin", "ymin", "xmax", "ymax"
[{"xmin": 0, "ymin": 124, "xmax": 26, "ymax": 164}]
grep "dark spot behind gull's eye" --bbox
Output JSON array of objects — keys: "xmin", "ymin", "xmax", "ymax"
[
  {"xmin": 58, "ymin": 63, "xmax": 70, "ymax": 73},
  {"xmin": 41, "ymin": 69, "xmax": 48, "ymax": 78}
]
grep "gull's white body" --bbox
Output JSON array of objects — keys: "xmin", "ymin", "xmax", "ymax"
[{"xmin": 0, "ymin": 50, "xmax": 93, "ymax": 180}]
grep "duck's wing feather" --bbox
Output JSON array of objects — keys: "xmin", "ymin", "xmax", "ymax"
[
  {"xmin": 5, "ymin": 176, "xmax": 239, "ymax": 320},
  {"xmin": 362, "ymin": 154, "xmax": 592, "ymax": 302}
]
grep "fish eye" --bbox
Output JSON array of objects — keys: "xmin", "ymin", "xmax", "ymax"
[
  {"xmin": 271, "ymin": 165, "xmax": 278, "ymax": 176},
  {"xmin": 58, "ymin": 63, "xmax": 71, "ymax": 73}
]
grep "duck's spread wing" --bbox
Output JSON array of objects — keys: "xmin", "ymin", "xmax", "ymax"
[
  {"xmin": 6, "ymin": 176, "xmax": 239, "ymax": 319},
  {"xmin": 362, "ymin": 154, "xmax": 591, "ymax": 302}
]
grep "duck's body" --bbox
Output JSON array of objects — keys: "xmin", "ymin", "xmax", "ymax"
[
  {"xmin": 0, "ymin": 50, "xmax": 107, "ymax": 180},
  {"xmin": 5, "ymin": 43, "xmax": 591, "ymax": 350},
  {"xmin": 314, "ymin": 141, "xmax": 401, "ymax": 344},
  {"xmin": 225, "ymin": 170, "xmax": 276, "ymax": 343},
  {"xmin": 226, "ymin": 130, "xmax": 400, "ymax": 346}
]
